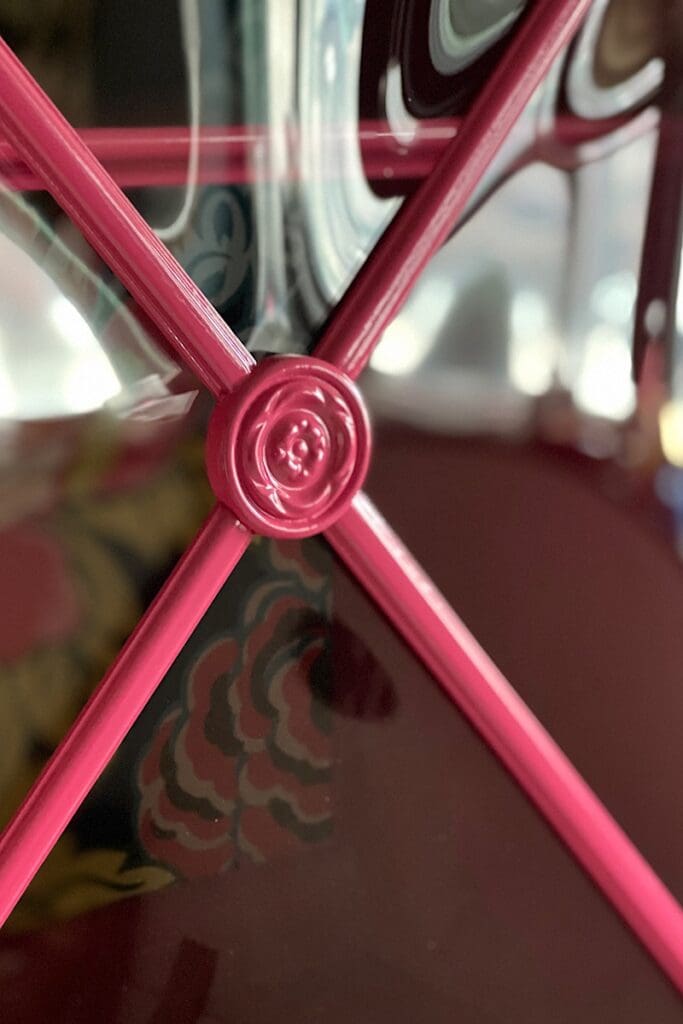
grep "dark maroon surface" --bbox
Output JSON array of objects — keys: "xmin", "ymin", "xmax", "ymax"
[{"xmin": 2, "ymin": 427, "xmax": 682, "ymax": 1022}]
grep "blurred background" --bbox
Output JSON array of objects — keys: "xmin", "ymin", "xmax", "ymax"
[{"xmin": 0, "ymin": 1, "xmax": 682, "ymax": 1021}]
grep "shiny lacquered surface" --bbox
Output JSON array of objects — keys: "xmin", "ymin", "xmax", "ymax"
[
  {"xmin": 207, "ymin": 356, "xmax": 371, "ymax": 538},
  {"xmin": 1, "ymin": 0, "xmax": 683, "ymax": 1011}
]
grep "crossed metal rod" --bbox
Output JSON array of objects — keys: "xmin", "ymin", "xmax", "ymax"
[{"xmin": 0, "ymin": 0, "xmax": 681, "ymax": 995}]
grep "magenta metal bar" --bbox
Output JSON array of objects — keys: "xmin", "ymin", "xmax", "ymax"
[
  {"xmin": 0, "ymin": 122, "xmax": 459, "ymax": 191},
  {"xmin": 326, "ymin": 493, "xmax": 683, "ymax": 993},
  {"xmin": 314, "ymin": 0, "xmax": 592, "ymax": 379},
  {"xmin": 0, "ymin": 506, "xmax": 251, "ymax": 926},
  {"xmin": 0, "ymin": 125, "xmax": 260, "ymax": 191},
  {"xmin": 0, "ymin": 115, "xmax": 642, "ymax": 192},
  {"xmin": 632, "ymin": 11, "xmax": 683, "ymax": 381},
  {"xmin": 0, "ymin": 37, "xmax": 254, "ymax": 395}
]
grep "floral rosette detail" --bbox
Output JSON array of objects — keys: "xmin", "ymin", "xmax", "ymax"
[
  {"xmin": 207, "ymin": 357, "xmax": 371, "ymax": 538},
  {"xmin": 241, "ymin": 379, "xmax": 356, "ymax": 522}
]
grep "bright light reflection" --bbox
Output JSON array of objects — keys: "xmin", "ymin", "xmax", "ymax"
[
  {"xmin": 509, "ymin": 290, "xmax": 557, "ymax": 395},
  {"xmin": 509, "ymin": 330, "xmax": 557, "ymax": 395},
  {"xmin": 511, "ymin": 289, "xmax": 547, "ymax": 336},
  {"xmin": 0, "ymin": 325, "xmax": 17, "ymax": 419},
  {"xmin": 574, "ymin": 324, "xmax": 635, "ymax": 420},
  {"xmin": 51, "ymin": 295, "xmax": 102, "ymax": 352},
  {"xmin": 323, "ymin": 43, "xmax": 337, "ymax": 84},
  {"xmin": 371, "ymin": 275, "xmax": 447, "ymax": 376},
  {"xmin": 371, "ymin": 317, "xmax": 435, "ymax": 376},
  {"xmin": 660, "ymin": 400, "xmax": 683, "ymax": 467},
  {"xmin": 50, "ymin": 296, "xmax": 121, "ymax": 414},
  {"xmin": 590, "ymin": 271, "xmax": 636, "ymax": 327}
]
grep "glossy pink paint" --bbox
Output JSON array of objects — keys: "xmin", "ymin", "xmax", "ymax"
[
  {"xmin": 0, "ymin": 507, "xmax": 251, "ymax": 927},
  {"xmin": 0, "ymin": 122, "xmax": 457, "ymax": 191},
  {"xmin": 0, "ymin": 0, "xmax": 681, "ymax": 1000},
  {"xmin": 0, "ymin": 114, "xmax": 646, "ymax": 192},
  {"xmin": 314, "ymin": 0, "xmax": 594, "ymax": 378},
  {"xmin": 207, "ymin": 356, "xmax": 371, "ymax": 538},
  {"xmin": 326, "ymin": 493, "xmax": 683, "ymax": 991}
]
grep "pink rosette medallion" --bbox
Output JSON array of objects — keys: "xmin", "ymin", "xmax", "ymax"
[{"xmin": 207, "ymin": 356, "xmax": 371, "ymax": 538}]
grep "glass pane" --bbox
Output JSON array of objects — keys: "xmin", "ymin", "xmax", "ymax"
[
  {"xmin": 0, "ymin": 191, "xmax": 214, "ymax": 832},
  {"xmin": 0, "ymin": 538, "xmax": 679, "ymax": 1021},
  {"xmin": 0, "ymin": 2, "xmax": 679, "ymax": 1019}
]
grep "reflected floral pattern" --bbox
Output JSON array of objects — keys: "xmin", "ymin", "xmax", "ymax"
[
  {"xmin": 137, "ymin": 539, "xmax": 334, "ymax": 878},
  {"xmin": 1, "ymin": 429, "xmax": 215, "ymax": 930},
  {"xmin": 176, "ymin": 187, "xmax": 257, "ymax": 334}
]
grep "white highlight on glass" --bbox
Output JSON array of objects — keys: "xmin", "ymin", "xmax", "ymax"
[
  {"xmin": 371, "ymin": 317, "xmax": 435, "ymax": 376},
  {"xmin": 574, "ymin": 323, "xmax": 636, "ymax": 421},
  {"xmin": 49, "ymin": 296, "xmax": 121, "ymax": 415},
  {"xmin": 508, "ymin": 289, "xmax": 558, "ymax": 395},
  {"xmin": 590, "ymin": 271, "xmax": 636, "ymax": 328}
]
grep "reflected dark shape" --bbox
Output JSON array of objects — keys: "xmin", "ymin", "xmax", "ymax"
[
  {"xmin": 593, "ymin": 0, "xmax": 661, "ymax": 89},
  {"xmin": 360, "ymin": 0, "xmax": 524, "ymax": 125},
  {"xmin": 562, "ymin": 0, "xmax": 664, "ymax": 120},
  {"xmin": 0, "ymin": 1, "xmax": 93, "ymax": 125},
  {"xmin": 149, "ymin": 938, "xmax": 218, "ymax": 1024},
  {"xmin": 0, "ymin": 2, "xmax": 680, "ymax": 1020},
  {"xmin": 359, "ymin": 0, "xmax": 527, "ymax": 199},
  {"xmin": 322, "ymin": 619, "xmax": 398, "ymax": 720},
  {"xmin": 1, "ymin": 483, "xmax": 681, "ymax": 1020},
  {"xmin": 429, "ymin": 265, "xmax": 511, "ymax": 377}
]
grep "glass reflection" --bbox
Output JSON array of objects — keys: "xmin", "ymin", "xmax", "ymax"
[
  {"xmin": 365, "ymin": 125, "xmax": 657, "ymax": 440},
  {"xmin": 0, "ymin": 189, "xmax": 185, "ymax": 424},
  {"xmin": 429, "ymin": 0, "xmax": 526, "ymax": 76},
  {"xmin": 0, "ymin": 2, "xmax": 681, "ymax": 1021}
]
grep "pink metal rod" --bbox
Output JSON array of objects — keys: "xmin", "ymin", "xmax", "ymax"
[
  {"xmin": 0, "ymin": 506, "xmax": 251, "ymax": 927},
  {"xmin": 314, "ymin": 0, "xmax": 593, "ymax": 379},
  {"xmin": 0, "ymin": 114, "xmax": 643, "ymax": 192},
  {"xmin": 0, "ymin": 37, "xmax": 254, "ymax": 396},
  {"xmin": 326, "ymin": 493, "xmax": 683, "ymax": 994},
  {"xmin": 0, "ymin": 122, "xmax": 459, "ymax": 191}
]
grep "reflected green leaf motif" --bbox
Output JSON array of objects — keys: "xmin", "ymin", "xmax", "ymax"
[{"xmin": 178, "ymin": 187, "xmax": 255, "ymax": 334}]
